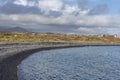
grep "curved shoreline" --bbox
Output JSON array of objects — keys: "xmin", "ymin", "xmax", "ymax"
[{"xmin": 0, "ymin": 42, "xmax": 120, "ymax": 80}]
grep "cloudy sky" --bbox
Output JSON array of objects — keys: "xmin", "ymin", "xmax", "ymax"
[{"xmin": 0, "ymin": 0, "xmax": 120, "ymax": 35}]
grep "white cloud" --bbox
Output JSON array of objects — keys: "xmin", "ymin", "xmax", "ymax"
[
  {"xmin": 14, "ymin": 0, "xmax": 28, "ymax": 6},
  {"xmin": 0, "ymin": 14, "xmax": 119, "ymax": 28},
  {"xmin": 14, "ymin": 0, "xmax": 38, "ymax": 7},
  {"xmin": 1, "ymin": 0, "xmax": 120, "ymax": 34},
  {"xmin": 63, "ymin": 5, "xmax": 79, "ymax": 14},
  {"xmin": 79, "ymin": 9, "xmax": 90, "ymax": 15},
  {"xmin": 62, "ymin": 3, "xmax": 89, "ymax": 15},
  {"xmin": 14, "ymin": 0, "xmax": 63, "ymax": 15},
  {"xmin": 38, "ymin": 0, "xmax": 63, "ymax": 12}
]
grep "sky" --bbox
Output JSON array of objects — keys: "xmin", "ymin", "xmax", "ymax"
[{"xmin": 0, "ymin": 0, "xmax": 120, "ymax": 35}]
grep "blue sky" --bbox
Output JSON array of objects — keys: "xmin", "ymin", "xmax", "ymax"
[
  {"xmin": 63, "ymin": 0, "xmax": 120, "ymax": 14},
  {"xmin": 0, "ymin": 0, "xmax": 120, "ymax": 35},
  {"xmin": 88, "ymin": 0, "xmax": 120, "ymax": 14}
]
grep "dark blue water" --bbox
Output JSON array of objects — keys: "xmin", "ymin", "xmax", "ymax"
[{"xmin": 17, "ymin": 46, "xmax": 120, "ymax": 80}]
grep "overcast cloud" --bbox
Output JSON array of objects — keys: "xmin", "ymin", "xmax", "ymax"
[{"xmin": 0, "ymin": 0, "xmax": 120, "ymax": 35}]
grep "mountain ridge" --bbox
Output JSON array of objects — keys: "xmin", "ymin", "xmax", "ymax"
[{"xmin": 0, "ymin": 26, "xmax": 28, "ymax": 32}]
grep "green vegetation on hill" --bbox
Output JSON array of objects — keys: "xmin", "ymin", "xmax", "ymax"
[{"xmin": 0, "ymin": 32, "xmax": 120, "ymax": 43}]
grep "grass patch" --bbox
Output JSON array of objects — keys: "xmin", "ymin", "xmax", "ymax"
[{"xmin": 0, "ymin": 32, "xmax": 120, "ymax": 43}]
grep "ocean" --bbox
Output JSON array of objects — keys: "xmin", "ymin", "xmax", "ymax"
[{"xmin": 17, "ymin": 46, "xmax": 120, "ymax": 80}]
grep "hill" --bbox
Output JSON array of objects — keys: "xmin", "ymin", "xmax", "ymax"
[{"xmin": 0, "ymin": 26, "xmax": 28, "ymax": 32}]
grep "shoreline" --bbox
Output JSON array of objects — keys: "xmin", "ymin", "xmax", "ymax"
[{"xmin": 0, "ymin": 42, "xmax": 120, "ymax": 80}]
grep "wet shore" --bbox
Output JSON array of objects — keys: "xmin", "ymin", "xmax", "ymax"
[{"xmin": 0, "ymin": 42, "xmax": 120, "ymax": 80}]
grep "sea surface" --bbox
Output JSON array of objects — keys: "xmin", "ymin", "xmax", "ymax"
[{"xmin": 17, "ymin": 46, "xmax": 120, "ymax": 80}]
